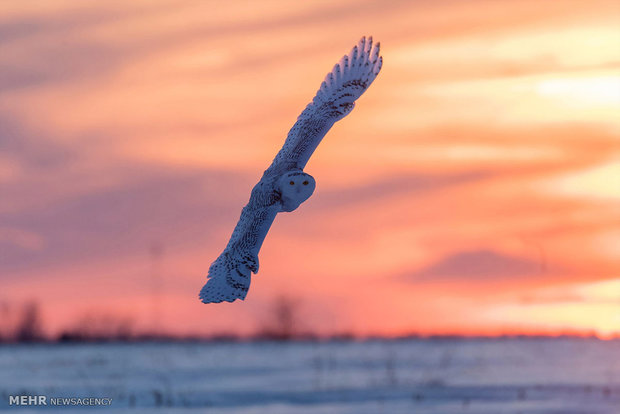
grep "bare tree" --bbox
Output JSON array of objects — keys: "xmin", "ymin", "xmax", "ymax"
[
  {"xmin": 15, "ymin": 301, "xmax": 44, "ymax": 342},
  {"xmin": 257, "ymin": 296, "xmax": 299, "ymax": 341},
  {"xmin": 0, "ymin": 300, "xmax": 11, "ymax": 342}
]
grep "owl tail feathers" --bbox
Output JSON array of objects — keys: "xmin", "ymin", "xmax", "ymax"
[{"xmin": 199, "ymin": 253, "xmax": 252, "ymax": 304}]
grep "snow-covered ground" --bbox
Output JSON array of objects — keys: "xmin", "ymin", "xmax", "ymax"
[{"xmin": 0, "ymin": 338, "xmax": 618, "ymax": 413}]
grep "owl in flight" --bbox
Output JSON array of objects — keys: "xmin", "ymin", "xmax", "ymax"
[{"xmin": 200, "ymin": 36, "xmax": 382, "ymax": 303}]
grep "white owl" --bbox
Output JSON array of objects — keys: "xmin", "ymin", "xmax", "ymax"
[{"xmin": 200, "ymin": 36, "xmax": 383, "ymax": 303}]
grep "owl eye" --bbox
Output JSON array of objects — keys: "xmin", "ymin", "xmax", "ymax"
[
  {"xmin": 289, "ymin": 181, "xmax": 295, "ymax": 185},
  {"xmin": 302, "ymin": 181, "xmax": 309, "ymax": 185}
]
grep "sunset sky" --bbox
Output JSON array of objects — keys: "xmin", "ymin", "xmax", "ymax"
[{"xmin": 1, "ymin": 0, "xmax": 619, "ymax": 339}]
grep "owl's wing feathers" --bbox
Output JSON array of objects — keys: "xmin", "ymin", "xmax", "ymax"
[
  {"xmin": 200, "ymin": 37, "xmax": 382, "ymax": 303},
  {"xmin": 200, "ymin": 183, "xmax": 280, "ymax": 303},
  {"xmin": 266, "ymin": 36, "xmax": 382, "ymax": 176}
]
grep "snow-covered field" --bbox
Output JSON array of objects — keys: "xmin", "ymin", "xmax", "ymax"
[{"xmin": 0, "ymin": 338, "xmax": 618, "ymax": 413}]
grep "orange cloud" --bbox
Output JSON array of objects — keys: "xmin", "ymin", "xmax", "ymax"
[{"xmin": 1, "ymin": 0, "xmax": 618, "ymax": 339}]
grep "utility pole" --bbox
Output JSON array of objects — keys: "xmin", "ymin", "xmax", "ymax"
[{"xmin": 149, "ymin": 242, "xmax": 164, "ymax": 337}]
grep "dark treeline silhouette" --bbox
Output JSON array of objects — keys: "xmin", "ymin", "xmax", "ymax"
[
  {"xmin": 1, "ymin": 298, "xmax": 616, "ymax": 344},
  {"xmin": 0, "ymin": 299, "xmax": 137, "ymax": 344},
  {"xmin": 57, "ymin": 313, "xmax": 134, "ymax": 343}
]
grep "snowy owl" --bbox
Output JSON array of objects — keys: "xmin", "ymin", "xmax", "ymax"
[{"xmin": 200, "ymin": 36, "xmax": 382, "ymax": 303}]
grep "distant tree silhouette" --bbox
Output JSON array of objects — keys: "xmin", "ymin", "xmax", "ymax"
[
  {"xmin": 0, "ymin": 300, "xmax": 11, "ymax": 342},
  {"xmin": 257, "ymin": 296, "xmax": 298, "ymax": 341},
  {"xmin": 15, "ymin": 301, "xmax": 44, "ymax": 342}
]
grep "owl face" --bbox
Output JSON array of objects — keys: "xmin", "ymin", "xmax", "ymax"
[{"xmin": 277, "ymin": 171, "xmax": 316, "ymax": 212}]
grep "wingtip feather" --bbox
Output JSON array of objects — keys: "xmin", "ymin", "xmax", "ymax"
[
  {"xmin": 307, "ymin": 36, "xmax": 383, "ymax": 115},
  {"xmin": 199, "ymin": 278, "xmax": 247, "ymax": 304}
]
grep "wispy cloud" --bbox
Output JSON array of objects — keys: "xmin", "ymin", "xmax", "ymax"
[{"xmin": 407, "ymin": 249, "xmax": 544, "ymax": 281}]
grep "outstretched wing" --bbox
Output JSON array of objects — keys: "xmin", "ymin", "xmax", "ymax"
[
  {"xmin": 266, "ymin": 36, "xmax": 382, "ymax": 176},
  {"xmin": 200, "ymin": 37, "xmax": 382, "ymax": 304},
  {"xmin": 200, "ymin": 182, "xmax": 280, "ymax": 303}
]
